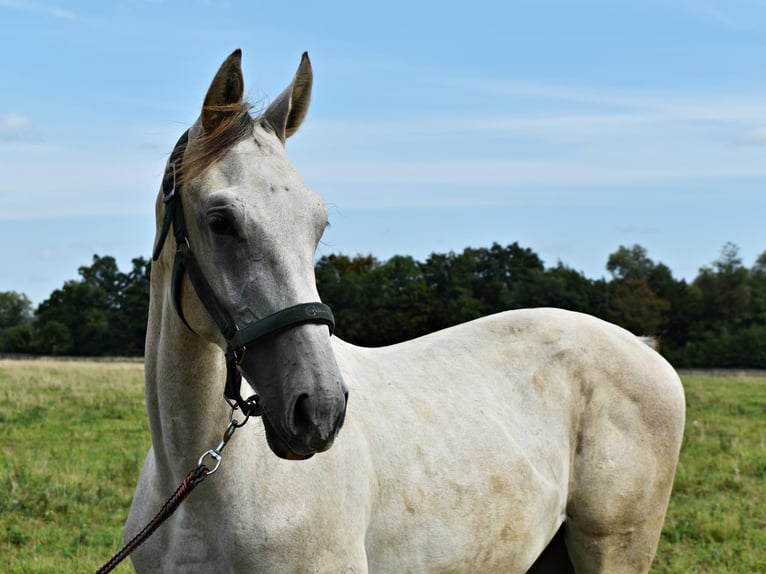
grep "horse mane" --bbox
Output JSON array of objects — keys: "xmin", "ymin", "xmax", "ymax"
[{"xmin": 180, "ymin": 101, "xmax": 255, "ymax": 185}]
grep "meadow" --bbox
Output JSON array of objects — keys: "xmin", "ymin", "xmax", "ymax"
[{"xmin": 0, "ymin": 359, "xmax": 764, "ymax": 572}]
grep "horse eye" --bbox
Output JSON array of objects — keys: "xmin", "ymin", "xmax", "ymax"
[{"xmin": 209, "ymin": 213, "xmax": 236, "ymax": 236}]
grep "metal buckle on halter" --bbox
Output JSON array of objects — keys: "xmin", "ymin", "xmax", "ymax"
[
  {"xmin": 177, "ymin": 234, "xmax": 191, "ymax": 253},
  {"xmin": 197, "ymin": 415, "xmax": 240, "ymax": 475},
  {"xmin": 223, "ymin": 344, "xmax": 263, "ymax": 418},
  {"xmin": 223, "ymin": 393, "xmax": 262, "ymax": 418},
  {"xmin": 162, "ymin": 162, "xmax": 178, "ymax": 203},
  {"xmin": 229, "ymin": 339, "xmax": 246, "ymax": 365}
]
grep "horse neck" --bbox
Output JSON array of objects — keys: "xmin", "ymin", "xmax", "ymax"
[{"xmin": 143, "ymin": 273, "xmax": 231, "ymax": 482}]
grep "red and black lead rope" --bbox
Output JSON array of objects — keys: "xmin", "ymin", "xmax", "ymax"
[{"xmin": 95, "ymin": 463, "xmax": 210, "ymax": 574}]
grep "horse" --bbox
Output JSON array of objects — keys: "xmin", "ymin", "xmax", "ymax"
[{"xmin": 125, "ymin": 49, "xmax": 685, "ymax": 573}]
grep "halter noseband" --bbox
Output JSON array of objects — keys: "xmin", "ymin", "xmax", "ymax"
[{"xmin": 152, "ymin": 130, "xmax": 335, "ymax": 418}]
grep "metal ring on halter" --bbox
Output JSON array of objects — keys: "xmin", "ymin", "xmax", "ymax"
[
  {"xmin": 229, "ymin": 404, "xmax": 250, "ymax": 428},
  {"xmin": 198, "ymin": 449, "xmax": 223, "ymax": 475}
]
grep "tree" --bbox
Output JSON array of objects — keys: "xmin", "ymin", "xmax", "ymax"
[
  {"xmin": 421, "ymin": 250, "xmax": 489, "ymax": 332},
  {"xmin": 35, "ymin": 280, "xmax": 110, "ymax": 355},
  {"xmin": 607, "ymin": 245, "xmax": 655, "ymax": 281},
  {"xmin": 472, "ymin": 242, "xmax": 546, "ymax": 311},
  {"xmin": 364, "ymin": 255, "xmax": 431, "ymax": 345},
  {"xmin": 748, "ymin": 250, "xmax": 766, "ymax": 326},
  {"xmin": 541, "ymin": 263, "xmax": 601, "ymax": 316},
  {"xmin": 604, "ymin": 245, "xmax": 672, "ymax": 337},
  {"xmin": 607, "ymin": 278, "xmax": 671, "ymax": 336},
  {"xmin": 33, "ymin": 255, "xmax": 150, "ymax": 356},
  {"xmin": 0, "ymin": 291, "xmax": 33, "ymax": 330},
  {"xmin": 112, "ymin": 257, "xmax": 151, "ymax": 356},
  {"xmin": 315, "ymin": 254, "xmax": 382, "ymax": 344},
  {"xmin": 694, "ymin": 242, "xmax": 751, "ymax": 331},
  {"xmin": 0, "ymin": 291, "xmax": 34, "ymax": 352}
]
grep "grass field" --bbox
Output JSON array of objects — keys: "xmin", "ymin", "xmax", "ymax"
[{"xmin": 1, "ymin": 360, "xmax": 764, "ymax": 572}]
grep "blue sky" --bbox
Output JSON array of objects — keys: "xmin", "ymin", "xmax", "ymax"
[{"xmin": 1, "ymin": 1, "xmax": 765, "ymax": 305}]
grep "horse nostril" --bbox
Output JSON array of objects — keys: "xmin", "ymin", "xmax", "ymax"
[
  {"xmin": 291, "ymin": 393, "xmax": 313, "ymax": 435},
  {"xmin": 289, "ymin": 390, "xmax": 348, "ymax": 448}
]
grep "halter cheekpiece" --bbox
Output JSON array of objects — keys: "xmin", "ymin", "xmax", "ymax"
[{"xmin": 152, "ymin": 129, "xmax": 335, "ymax": 418}]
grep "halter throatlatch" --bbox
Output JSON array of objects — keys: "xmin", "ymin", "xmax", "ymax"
[{"xmin": 153, "ymin": 130, "xmax": 335, "ymax": 418}]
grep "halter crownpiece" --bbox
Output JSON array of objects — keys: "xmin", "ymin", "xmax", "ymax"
[{"xmin": 153, "ymin": 129, "xmax": 336, "ymax": 418}]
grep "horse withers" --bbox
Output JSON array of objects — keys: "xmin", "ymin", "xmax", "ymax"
[{"xmin": 126, "ymin": 50, "xmax": 685, "ymax": 573}]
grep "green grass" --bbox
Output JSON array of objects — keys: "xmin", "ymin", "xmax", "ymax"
[
  {"xmin": 1, "ymin": 361, "xmax": 764, "ymax": 572},
  {"xmin": 0, "ymin": 360, "xmax": 148, "ymax": 573},
  {"xmin": 652, "ymin": 373, "xmax": 766, "ymax": 573}
]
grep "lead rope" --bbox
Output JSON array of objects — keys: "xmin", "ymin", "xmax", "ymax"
[{"xmin": 95, "ymin": 411, "xmax": 247, "ymax": 574}]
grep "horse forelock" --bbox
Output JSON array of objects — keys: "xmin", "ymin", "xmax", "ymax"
[{"xmin": 181, "ymin": 101, "xmax": 255, "ymax": 186}]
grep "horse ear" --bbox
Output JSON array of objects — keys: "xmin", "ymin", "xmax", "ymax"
[
  {"xmin": 263, "ymin": 52, "xmax": 313, "ymax": 142},
  {"xmin": 202, "ymin": 49, "xmax": 245, "ymax": 133}
]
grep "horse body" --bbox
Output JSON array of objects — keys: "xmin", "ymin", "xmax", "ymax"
[
  {"xmin": 347, "ymin": 308, "xmax": 683, "ymax": 573},
  {"xmin": 126, "ymin": 50, "xmax": 685, "ymax": 573}
]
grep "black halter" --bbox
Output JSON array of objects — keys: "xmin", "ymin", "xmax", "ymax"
[{"xmin": 152, "ymin": 130, "xmax": 335, "ymax": 418}]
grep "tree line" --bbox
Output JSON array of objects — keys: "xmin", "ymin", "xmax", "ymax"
[
  {"xmin": 0, "ymin": 256, "xmax": 150, "ymax": 357},
  {"xmin": 1, "ymin": 242, "xmax": 765, "ymax": 367}
]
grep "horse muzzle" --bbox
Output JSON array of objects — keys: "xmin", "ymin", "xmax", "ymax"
[
  {"xmin": 239, "ymin": 332, "xmax": 348, "ymax": 460},
  {"xmin": 259, "ymin": 385, "xmax": 348, "ymax": 460}
]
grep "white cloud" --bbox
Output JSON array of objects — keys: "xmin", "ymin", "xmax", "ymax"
[
  {"xmin": 0, "ymin": 154, "xmax": 161, "ymax": 219},
  {"xmin": 3, "ymin": 79, "xmax": 765, "ymax": 219},
  {"xmin": 455, "ymin": 76, "xmax": 766, "ymax": 124},
  {"xmin": 297, "ymin": 84, "xmax": 766, "ymax": 208},
  {"xmin": 0, "ymin": 124, "xmax": 165, "ymax": 219},
  {"xmin": 461, "ymin": 79, "xmax": 654, "ymax": 110},
  {"xmin": 0, "ymin": 113, "xmax": 38, "ymax": 141},
  {"xmin": 51, "ymin": 8, "xmax": 75, "ymax": 19},
  {"xmin": 0, "ymin": 0, "xmax": 76, "ymax": 19},
  {"xmin": 736, "ymin": 127, "xmax": 766, "ymax": 145}
]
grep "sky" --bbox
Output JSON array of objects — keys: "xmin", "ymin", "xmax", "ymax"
[{"xmin": 1, "ymin": 0, "xmax": 765, "ymax": 305}]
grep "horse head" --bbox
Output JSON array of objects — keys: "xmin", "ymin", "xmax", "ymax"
[{"xmin": 154, "ymin": 50, "xmax": 348, "ymax": 460}]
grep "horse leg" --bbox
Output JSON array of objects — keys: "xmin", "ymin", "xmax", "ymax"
[
  {"xmin": 563, "ymin": 433, "xmax": 678, "ymax": 572},
  {"xmin": 525, "ymin": 523, "xmax": 574, "ymax": 574},
  {"xmin": 563, "ymin": 519, "xmax": 665, "ymax": 574}
]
